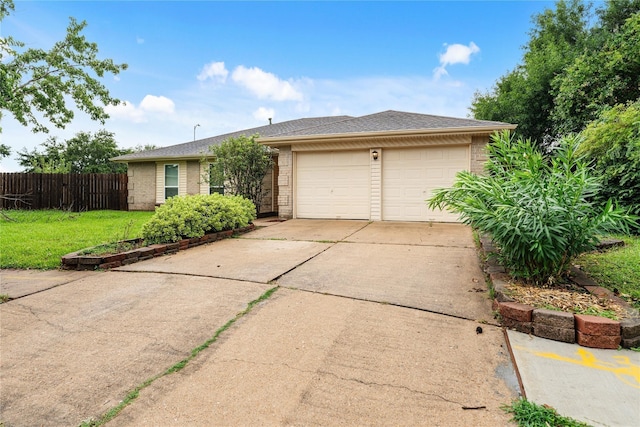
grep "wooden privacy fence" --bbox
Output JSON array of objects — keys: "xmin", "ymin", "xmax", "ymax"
[{"xmin": 0, "ymin": 173, "xmax": 128, "ymax": 211}]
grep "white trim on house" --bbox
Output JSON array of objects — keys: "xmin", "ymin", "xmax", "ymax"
[{"xmin": 155, "ymin": 161, "xmax": 187, "ymax": 204}]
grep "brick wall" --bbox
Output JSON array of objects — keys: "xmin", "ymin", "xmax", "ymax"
[
  {"xmin": 127, "ymin": 162, "xmax": 157, "ymax": 210},
  {"xmin": 186, "ymin": 160, "xmax": 201, "ymax": 195},
  {"xmin": 276, "ymin": 146, "xmax": 293, "ymax": 219},
  {"xmin": 470, "ymin": 136, "xmax": 489, "ymax": 175}
]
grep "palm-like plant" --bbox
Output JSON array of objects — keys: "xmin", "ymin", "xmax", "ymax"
[{"xmin": 428, "ymin": 130, "xmax": 636, "ymax": 285}]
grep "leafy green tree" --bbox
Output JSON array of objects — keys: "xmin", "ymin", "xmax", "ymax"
[
  {"xmin": 16, "ymin": 137, "xmax": 70, "ymax": 173},
  {"xmin": 132, "ymin": 144, "xmax": 159, "ymax": 152},
  {"xmin": 579, "ymin": 101, "xmax": 640, "ymax": 218},
  {"xmin": 471, "ymin": 0, "xmax": 590, "ymax": 143},
  {"xmin": 208, "ymin": 134, "xmax": 273, "ymax": 214},
  {"xmin": 17, "ymin": 130, "xmax": 130, "ymax": 173},
  {"xmin": 552, "ymin": 12, "xmax": 640, "ymax": 134},
  {"xmin": 428, "ymin": 131, "xmax": 636, "ymax": 285},
  {"xmin": 0, "ymin": 0, "xmax": 127, "ymax": 133},
  {"xmin": 64, "ymin": 130, "xmax": 128, "ymax": 173},
  {"xmin": 0, "ymin": 143, "xmax": 10, "ymax": 159},
  {"xmin": 596, "ymin": 0, "xmax": 640, "ymax": 34}
]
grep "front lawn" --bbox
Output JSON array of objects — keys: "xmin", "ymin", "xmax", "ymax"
[
  {"xmin": 0, "ymin": 210, "xmax": 154, "ymax": 269},
  {"xmin": 576, "ymin": 235, "xmax": 640, "ymax": 310}
]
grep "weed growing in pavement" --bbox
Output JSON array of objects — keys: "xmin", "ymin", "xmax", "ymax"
[
  {"xmin": 80, "ymin": 286, "xmax": 279, "ymax": 427},
  {"xmin": 0, "ymin": 294, "xmax": 9, "ymax": 303},
  {"xmin": 503, "ymin": 399, "xmax": 592, "ymax": 427}
]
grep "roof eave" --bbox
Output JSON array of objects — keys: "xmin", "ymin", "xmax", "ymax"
[
  {"xmin": 110, "ymin": 154, "xmax": 213, "ymax": 164},
  {"xmin": 258, "ymin": 124, "xmax": 517, "ymax": 146}
]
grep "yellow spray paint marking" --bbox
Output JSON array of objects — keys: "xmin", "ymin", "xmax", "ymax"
[{"xmin": 514, "ymin": 345, "xmax": 640, "ymax": 389}]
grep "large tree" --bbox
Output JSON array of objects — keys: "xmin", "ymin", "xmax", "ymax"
[
  {"xmin": 0, "ymin": 0, "xmax": 127, "ymax": 134},
  {"xmin": 551, "ymin": 12, "xmax": 640, "ymax": 134},
  {"xmin": 17, "ymin": 130, "xmax": 131, "ymax": 173},
  {"xmin": 471, "ymin": 0, "xmax": 640, "ymax": 143},
  {"xmin": 471, "ymin": 0, "xmax": 590, "ymax": 143}
]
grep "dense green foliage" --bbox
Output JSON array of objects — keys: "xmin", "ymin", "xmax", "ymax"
[
  {"xmin": 503, "ymin": 399, "xmax": 592, "ymax": 427},
  {"xmin": 0, "ymin": 0, "xmax": 127, "ymax": 133},
  {"xmin": 141, "ymin": 194, "xmax": 256, "ymax": 244},
  {"xmin": 579, "ymin": 101, "xmax": 640, "ymax": 218},
  {"xmin": 471, "ymin": 0, "xmax": 590, "ymax": 142},
  {"xmin": 471, "ymin": 0, "xmax": 640, "ymax": 143},
  {"xmin": 552, "ymin": 12, "xmax": 640, "ymax": 134},
  {"xmin": 17, "ymin": 130, "xmax": 131, "ymax": 173},
  {"xmin": 0, "ymin": 143, "xmax": 9, "ymax": 158},
  {"xmin": 428, "ymin": 131, "xmax": 636, "ymax": 285},
  {"xmin": 208, "ymin": 134, "xmax": 273, "ymax": 213},
  {"xmin": 0, "ymin": 210, "xmax": 154, "ymax": 269}
]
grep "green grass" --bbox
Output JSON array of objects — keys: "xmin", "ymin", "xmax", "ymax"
[
  {"xmin": 80, "ymin": 286, "xmax": 278, "ymax": 427},
  {"xmin": 576, "ymin": 235, "xmax": 640, "ymax": 310},
  {"xmin": 503, "ymin": 399, "xmax": 592, "ymax": 427},
  {"xmin": 0, "ymin": 210, "xmax": 154, "ymax": 269}
]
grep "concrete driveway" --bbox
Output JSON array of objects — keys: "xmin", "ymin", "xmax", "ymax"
[{"xmin": 0, "ymin": 220, "xmax": 518, "ymax": 426}]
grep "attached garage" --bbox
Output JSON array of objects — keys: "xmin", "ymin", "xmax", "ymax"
[
  {"xmin": 382, "ymin": 145, "xmax": 468, "ymax": 222},
  {"xmin": 296, "ymin": 151, "xmax": 370, "ymax": 219},
  {"xmin": 260, "ymin": 110, "xmax": 516, "ymax": 223}
]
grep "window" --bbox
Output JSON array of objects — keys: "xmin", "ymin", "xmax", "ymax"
[
  {"xmin": 209, "ymin": 164, "xmax": 224, "ymax": 195},
  {"xmin": 165, "ymin": 164, "xmax": 179, "ymax": 199}
]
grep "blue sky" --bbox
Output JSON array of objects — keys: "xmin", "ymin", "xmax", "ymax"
[{"xmin": 1, "ymin": 0, "xmax": 562, "ymax": 172}]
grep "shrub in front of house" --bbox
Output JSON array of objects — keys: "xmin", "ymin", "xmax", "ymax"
[
  {"xmin": 428, "ymin": 130, "xmax": 637, "ymax": 285},
  {"xmin": 141, "ymin": 194, "xmax": 256, "ymax": 244}
]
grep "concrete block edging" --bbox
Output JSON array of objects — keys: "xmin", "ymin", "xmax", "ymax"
[
  {"xmin": 480, "ymin": 235, "xmax": 639, "ymax": 350},
  {"xmin": 61, "ymin": 224, "xmax": 256, "ymax": 271}
]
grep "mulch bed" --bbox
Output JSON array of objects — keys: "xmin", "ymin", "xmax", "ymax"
[{"xmin": 504, "ymin": 281, "xmax": 630, "ymax": 320}]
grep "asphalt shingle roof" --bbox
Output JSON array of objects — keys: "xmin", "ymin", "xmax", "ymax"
[
  {"xmin": 262, "ymin": 110, "xmax": 514, "ymax": 138},
  {"xmin": 113, "ymin": 115, "xmax": 353, "ymax": 161},
  {"xmin": 113, "ymin": 110, "xmax": 514, "ymax": 162}
]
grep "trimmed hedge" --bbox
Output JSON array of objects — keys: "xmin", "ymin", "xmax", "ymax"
[{"xmin": 141, "ymin": 194, "xmax": 256, "ymax": 244}]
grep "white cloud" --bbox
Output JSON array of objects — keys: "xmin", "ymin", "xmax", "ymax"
[
  {"xmin": 139, "ymin": 95, "xmax": 175, "ymax": 113},
  {"xmin": 197, "ymin": 61, "xmax": 229, "ymax": 83},
  {"xmin": 105, "ymin": 101, "xmax": 146, "ymax": 123},
  {"xmin": 253, "ymin": 107, "xmax": 275, "ymax": 122},
  {"xmin": 105, "ymin": 95, "xmax": 175, "ymax": 123},
  {"xmin": 136, "ymin": 36, "xmax": 145, "ymax": 44},
  {"xmin": 231, "ymin": 65, "xmax": 303, "ymax": 101},
  {"xmin": 434, "ymin": 42, "xmax": 480, "ymax": 79}
]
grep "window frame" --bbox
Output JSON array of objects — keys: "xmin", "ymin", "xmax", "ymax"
[{"xmin": 164, "ymin": 163, "xmax": 179, "ymax": 200}]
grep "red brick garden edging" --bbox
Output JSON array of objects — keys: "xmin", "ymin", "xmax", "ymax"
[
  {"xmin": 480, "ymin": 235, "xmax": 640, "ymax": 349},
  {"xmin": 61, "ymin": 224, "xmax": 256, "ymax": 271}
]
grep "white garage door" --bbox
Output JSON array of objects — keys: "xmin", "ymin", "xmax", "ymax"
[
  {"xmin": 382, "ymin": 146, "xmax": 468, "ymax": 222},
  {"xmin": 296, "ymin": 151, "xmax": 370, "ymax": 219}
]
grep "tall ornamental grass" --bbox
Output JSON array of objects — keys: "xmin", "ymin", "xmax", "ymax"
[{"xmin": 428, "ymin": 130, "xmax": 636, "ymax": 285}]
